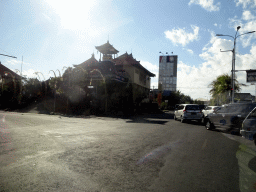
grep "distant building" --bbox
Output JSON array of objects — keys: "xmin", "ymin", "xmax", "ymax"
[
  {"xmin": 73, "ymin": 41, "xmax": 155, "ymax": 102},
  {"xmin": 158, "ymin": 55, "xmax": 178, "ymax": 92},
  {"xmin": 234, "ymin": 93, "xmax": 255, "ymax": 102}
]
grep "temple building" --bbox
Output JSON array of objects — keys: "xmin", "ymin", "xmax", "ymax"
[
  {"xmin": 95, "ymin": 40, "xmax": 119, "ymax": 61},
  {"xmin": 73, "ymin": 41, "xmax": 155, "ymax": 103}
]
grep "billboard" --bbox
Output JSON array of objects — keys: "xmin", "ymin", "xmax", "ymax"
[{"xmin": 246, "ymin": 70, "xmax": 256, "ymax": 83}]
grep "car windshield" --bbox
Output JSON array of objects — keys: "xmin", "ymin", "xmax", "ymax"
[{"xmin": 186, "ymin": 105, "xmax": 199, "ymax": 110}]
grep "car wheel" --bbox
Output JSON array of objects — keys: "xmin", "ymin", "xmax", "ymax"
[
  {"xmin": 205, "ymin": 120, "xmax": 214, "ymax": 130},
  {"xmin": 181, "ymin": 117, "xmax": 186, "ymax": 123}
]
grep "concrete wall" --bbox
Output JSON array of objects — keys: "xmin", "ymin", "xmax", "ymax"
[{"xmin": 124, "ymin": 65, "xmax": 150, "ymax": 89}]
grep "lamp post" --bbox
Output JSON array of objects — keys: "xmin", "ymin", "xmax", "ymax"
[{"xmin": 216, "ymin": 26, "xmax": 255, "ymax": 103}]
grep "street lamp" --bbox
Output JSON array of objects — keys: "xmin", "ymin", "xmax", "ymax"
[{"xmin": 216, "ymin": 26, "xmax": 255, "ymax": 103}]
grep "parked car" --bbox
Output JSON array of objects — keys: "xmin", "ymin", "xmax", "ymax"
[
  {"xmin": 240, "ymin": 107, "xmax": 256, "ymax": 145},
  {"xmin": 174, "ymin": 104, "xmax": 202, "ymax": 123},
  {"xmin": 198, "ymin": 104, "xmax": 207, "ymax": 111},
  {"xmin": 201, "ymin": 106, "xmax": 221, "ymax": 124},
  {"xmin": 205, "ymin": 103, "xmax": 256, "ymax": 131}
]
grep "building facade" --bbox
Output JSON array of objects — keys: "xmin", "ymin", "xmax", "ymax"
[
  {"xmin": 73, "ymin": 41, "xmax": 155, "ymax": 103},
  {"xmin": 158, "ymin": 55, "xmax": 178, "ymax": 92}
]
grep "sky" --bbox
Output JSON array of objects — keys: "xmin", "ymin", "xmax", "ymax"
[{"xmin": 0, "ymin": 0, "xmax": 256, "ymax": 100}]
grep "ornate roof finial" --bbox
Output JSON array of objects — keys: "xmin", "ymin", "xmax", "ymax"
[{"xmin": 91, "ymin": 53, "xmax": 95, "ymax": 58}]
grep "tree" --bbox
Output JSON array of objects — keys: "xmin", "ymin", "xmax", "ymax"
[{"xmin": 209, "ymin": 74, "xmax": 247, "ymax": 104}]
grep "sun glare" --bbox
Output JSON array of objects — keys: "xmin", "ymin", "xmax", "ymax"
[{"xmin": 44, "ymin": 0, "xmax": 98, "ymax": 30}]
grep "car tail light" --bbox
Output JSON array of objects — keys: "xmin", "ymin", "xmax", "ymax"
[
  {"xmin": 183, "ymin": 110, "xmax": 186, "ymax": 113},
  {"xmin": 247, "ymin": 128, "xmax": 250, "ymax": 131}
]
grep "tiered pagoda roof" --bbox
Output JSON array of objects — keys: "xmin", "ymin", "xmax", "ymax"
[{"xmin": 95, "ymin": 40, "xmax": 119, "ymax": 55}]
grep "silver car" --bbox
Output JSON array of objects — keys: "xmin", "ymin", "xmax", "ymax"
[
  {"xmin": 240, "ymin": 107, "xmax": 256, "ymax": 145},
  {"xmin": 174, "ymin": 104, "xmax": 202, "ymax": 123},
  {"xmin": 201, "ymin": 106, "xmax": 221, "ymax": 124}
]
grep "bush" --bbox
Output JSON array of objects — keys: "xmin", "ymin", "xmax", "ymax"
[{"xmin": 160, "ymin": 102, "xmax": 167, "ymax": 110}]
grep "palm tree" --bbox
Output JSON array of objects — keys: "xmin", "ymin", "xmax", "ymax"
[{"xmin": 209, "ymin": 74, "xmax": 247, "ymax": 104}]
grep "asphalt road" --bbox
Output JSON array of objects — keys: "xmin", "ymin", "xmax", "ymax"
[{"xmin": 0, "ymin": 111, "xmax": 255, "ymax": 192}]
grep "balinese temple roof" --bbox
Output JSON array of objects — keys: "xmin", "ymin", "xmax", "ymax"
[
  {"xmin": 0, "ymin": 62, "xmax": 21, "ymax": 79},
  {"xmin": 113, "ymin": 52, "xmax": 155, "ymax": 77},
  {"xmin": 74, "ymin": 53, "xmax": 98, "ymax": 68},
  {"xmin": 95, "ymin": 40, "xmax": 119, "ymax": 55}
]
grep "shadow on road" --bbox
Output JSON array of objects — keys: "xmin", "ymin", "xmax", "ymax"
[
  {"xmin": 124, "ymin": 112, "xmax": 174, "ymax": 125},
  {"xmin": 126, "ymin": 118, "xmax": 169, "ymax": 124}
]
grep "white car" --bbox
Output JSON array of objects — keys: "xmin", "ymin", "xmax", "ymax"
[
  {"xmin": 174, "ymin": 104, "xmax": 202, "ymax": 123},
  {"xmin": 240, "ymin": 107, "xmax": 256, "ymax": 145},
  {"xmin": 201, "ymin": 106, "xmax": 221, "ymax": 124}
]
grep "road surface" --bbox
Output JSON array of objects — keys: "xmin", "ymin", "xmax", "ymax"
[{"xmin": 0, "ymin": 111, "xmax": 255, "ymax": 191}]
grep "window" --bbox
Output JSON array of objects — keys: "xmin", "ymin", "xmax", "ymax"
[
  {"xmin": 186, "ymin": 105, "xmax": 199, "ymax": 110},
  {"xmin": 248, "ymin": 108, "xmax": 256, "ymax": 119}
]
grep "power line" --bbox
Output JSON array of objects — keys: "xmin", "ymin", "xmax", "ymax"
[{"xmin": 0, "ymin": 53, "xmax": 17, "ymax": 59}]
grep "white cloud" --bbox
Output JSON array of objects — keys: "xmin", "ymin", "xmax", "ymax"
[
  {"xmin": 235, "ymin": 0, "xmax": 256, "ymax": 8},
  {"xmin": 140, "ymin": 61, "xmax": 159, "ymax": 89},
  {"xmin": 6, "ymin": 59, "xmax": 32, "ymax": 67},
  {"xmin": 229, "ymin": 13, "xmax": 256, "ymax": 48},
  {"xmin": 6, "ymin": 59, "xmax": 21, "ymax": 66},
  {"xmin": 22, "ymin": 69, "xmax": 38, "ymax": 79},
  {"xmin": 176, "ymin": 33, "xmax": 256, "ymax": 99},
  {"xmin": 42, "ymin": 13, "xmax": 53, "ymax": 22},
  {"xmin": 242, "ymin": 10, "xmax": 255, "ymax": 20},
  {"xmin": 140, "ymin": 61, "xmax": 158, "ymax": 72},
  {"xmin": 189, "ymin": 0, "xmax": 220, "ymax": 12},
  {"xmin": 164, "ymin": 25, "xmax": 200, "ymax": 47},
  {"xmin": 214, "ymin": 23, "xmax": 218, "ymax": 27},
  {"xmin": 187, "ymin": 49, "xmax": 194, "ymax": 54}
]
